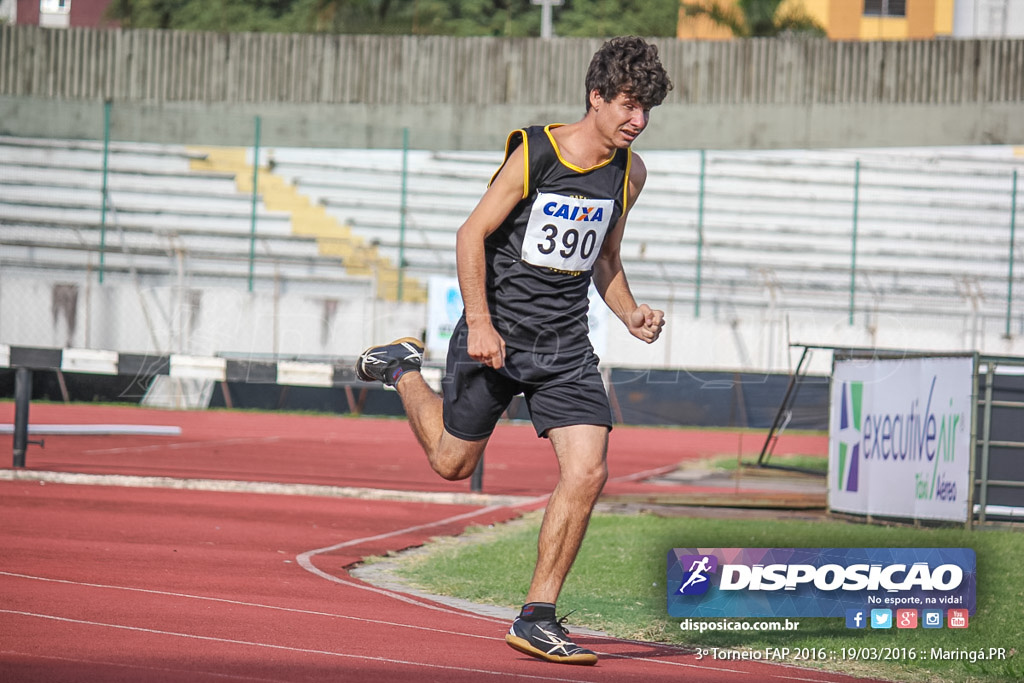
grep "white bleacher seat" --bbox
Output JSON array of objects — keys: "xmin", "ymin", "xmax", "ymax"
[
  {"xmin": 3, "ymin": 136, "xmax": 1022, "ymax": 327},
  {"xmin": 0, "ymin": 136, "xmax": 347, "ymax": 288}
]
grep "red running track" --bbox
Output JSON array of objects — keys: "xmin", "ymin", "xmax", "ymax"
[
  {"xmin": 0, "ymin": 404, "xmax": 885, "ymax": 683},
  {"xmin": 0, "ymin": 403, "xmax": 827, "ymax": 498}
]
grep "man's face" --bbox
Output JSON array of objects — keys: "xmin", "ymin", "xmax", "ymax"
[{"xmin": 591, "ymin": 90, "xmax": 650, "ymax": 148}]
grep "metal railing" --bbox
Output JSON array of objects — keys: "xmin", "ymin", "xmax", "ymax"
[{"xmin": 974, "ymin": 355, "xmax": 1024, "ymax": 526}]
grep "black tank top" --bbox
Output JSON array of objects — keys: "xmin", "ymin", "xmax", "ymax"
[{"xmin": 483, "ymin": 124, "xmax": 630, "ymax": 354}]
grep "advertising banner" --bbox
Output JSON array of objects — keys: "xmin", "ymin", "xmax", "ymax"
[
  {"xmin": 829, "ymin": 356, "xmax": 973, "ymax": 522},
  {"xmin": 425, "ymin": 276, "xmax": 463, "ymax": 358},
  {"xmin": 426, "ymin": 276, "xmax": 609, "ymax": 358},
  {"xmin": 667, "ymin": 547, "xmax": 976, "ymax": 619}
]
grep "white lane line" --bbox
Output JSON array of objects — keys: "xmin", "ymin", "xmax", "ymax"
[
  {"xmin": 0, "ymin": 471, "xmax": 532, "ymax": 506},
  {"xmin": 0, "ymin": 649, "xmax": 292, "ymax": 683},
  {"xmin": 0, "ymin": 571, "xmax": 501, "ymax": 642},
  {"xmin": 2, "ymin": 462, "xmax": 789, "ymax": 678},
  {"xmin": 606, "ymin": 464, "xmax": 679, "ymax": 484},
  {"xmin": 0, "ymin": 571, "xmax": 852, "ymax": 681},
  {"xmin": 293, "ymin": 503, "xmax": 747, "ymax": 674},
  {"xmin": 81, "ymin": 436, "xmax": 282, "ymax": 455},
  {"xmin": 0, "ymin": 570, "xmax": 733, "ymax": 675},
  {"xmin": 0, "ymin": 610, "xmax": 600, "ymax": 683},
  {"xmin": 296, "ymin": 503, "xmax": 531, "ymax": 621}
]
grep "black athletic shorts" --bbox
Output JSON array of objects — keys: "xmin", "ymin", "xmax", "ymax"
[{"xmin": 442, "ymin": 317, "xmax": 613, "ymax": 440}]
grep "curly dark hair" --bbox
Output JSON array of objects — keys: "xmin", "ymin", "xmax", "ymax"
[{"xmin": 584, "ymin": 36, "xmax": 673, "ymax": 111}]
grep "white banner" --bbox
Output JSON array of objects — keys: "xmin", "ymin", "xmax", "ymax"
[
  {"xmin": 426, "ymin": 276, "xmax": 463, "ymax": 358},
  {"xmin": 426, "ymin": 276, "xmax": 609, "ymax": 359},
  {"xmin": 828, "ymin": 356, "xmax": 973, "ymax": 522},
  {"xmin": 586, "ymin": 284, "xmax": 609, "ymax": 358}
]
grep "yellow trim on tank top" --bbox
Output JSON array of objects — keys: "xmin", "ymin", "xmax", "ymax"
[
  {"xmin": 544, "ymin": 124, "xmax": 618, "ymax": 173},
  {"xmin": 490, "ymin": 128, "xmax": 531, "ymax": 200}
]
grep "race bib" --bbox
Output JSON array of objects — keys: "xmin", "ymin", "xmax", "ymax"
[{"xmin": 520, "ymin": 192, "xmax": 615, "ymax": 272}]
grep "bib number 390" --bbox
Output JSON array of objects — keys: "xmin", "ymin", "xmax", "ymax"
[
  {"xmin": 536, "ymin": 224, "xmax": 598, "ymax": 261},
  {"xmin": 521, "ymin": 192, "xmax": 614, "ymax": 272}
]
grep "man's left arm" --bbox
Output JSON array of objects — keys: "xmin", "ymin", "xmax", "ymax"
[{"xmin": 593, "ymin": 154, "xmax": 665, "ymax": 344}]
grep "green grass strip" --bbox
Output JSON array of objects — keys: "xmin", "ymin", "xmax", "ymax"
[{"xmin": 394, "ymin": 512, "xmax": 1024, "ymax": 683}]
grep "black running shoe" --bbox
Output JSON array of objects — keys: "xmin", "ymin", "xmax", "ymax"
[
  {"xmin": 505, "ymin": 616, "xmax": 598, "ymax": 665},
  {"xmin": 355, "ymin": 337, "xmax": 424, "ymax": 386}
]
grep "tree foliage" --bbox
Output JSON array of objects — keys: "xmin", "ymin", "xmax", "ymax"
[
  {"xmin": 680, "ymin": 0, "xmax": 824, "ymax": 38},
  {"xmin": 104, "ymin": 0, "xmax": 683, "ymax": 37},
  {"xmin": 105, "ymin": 0, "xmax": 303, "ymax": 31},
  {"xmin": 557, "ymin": 0, "xmax": 682, "ymax": 38}
]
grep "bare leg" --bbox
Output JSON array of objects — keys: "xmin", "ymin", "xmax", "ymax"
[
  {"xmin": 524, "ymin": 424, "xmax": 609, "ymax": 604},
  {"xmin": 395, "ymin": 371, "xmax": 487, "ymax": 481}
]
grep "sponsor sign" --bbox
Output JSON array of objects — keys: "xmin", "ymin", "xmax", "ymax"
[
  {"xmin": 425, "ymin": 276, "xmax": 608, "ymax": 358},
  {"xmin": 667, "ymin": 547, "xmax": 976, "ymax": 618},
  {"xmin": 426, "ymin": 276, "xmax": 464, "ymax": 357},
  {"xmin": 829, "ymin": 356, "xmax": 973, "ymax": 522}
]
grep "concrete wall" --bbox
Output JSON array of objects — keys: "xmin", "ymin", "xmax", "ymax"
[
  {"xmin": 5, "ymin": 270, "xmax": 1023, "ymax": 376},
  {"xmin": 2, "ymin": 97, "xmax": 1022, "ymax": 150},
  {"xmin": 0, "ymin": 271, "xmax": 424, "ymax": 360},
  {"xmin": 610, "ymin": 307, "xmax": 1024, "ymax": 376}
]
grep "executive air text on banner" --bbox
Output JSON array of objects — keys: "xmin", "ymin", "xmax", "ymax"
[{"xmin": 829, "ymin": 356, "xmax": 973, "ymax": 522}]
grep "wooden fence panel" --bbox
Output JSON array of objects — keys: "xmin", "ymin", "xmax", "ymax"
[{"xmin": 1, "ymin": 27, "xmax": 1022, "ymax": 106}]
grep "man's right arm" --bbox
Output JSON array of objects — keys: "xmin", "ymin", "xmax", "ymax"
[{"xmin": 455, "ymin": 144, "xmax": 527, "ymax": 370}]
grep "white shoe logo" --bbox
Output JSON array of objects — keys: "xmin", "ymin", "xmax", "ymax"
[{"xmin": 537, "ymin": 626, "xmax": 578, "ymax": 656}]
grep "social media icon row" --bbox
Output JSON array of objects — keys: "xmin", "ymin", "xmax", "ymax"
[{"xmin": 845, "ymin": 608, "xmax": 968, "ymax": 629}]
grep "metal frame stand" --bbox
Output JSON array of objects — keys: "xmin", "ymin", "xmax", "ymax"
[
  {"xmin": 13, "ymin": 367, "xmax": 31, "ymax": 468},
  {"xmin": 757, "ymin": 346, "xmax": 812, "ymax": 468}
]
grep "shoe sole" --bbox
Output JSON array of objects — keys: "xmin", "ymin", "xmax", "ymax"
[
  {"xmin": 504, "ymin": 634, "xmax": 598, "ymax": 665},
  {"xmin": 355, "ymin": 337, "xmax": 425, "ymax": 383}
]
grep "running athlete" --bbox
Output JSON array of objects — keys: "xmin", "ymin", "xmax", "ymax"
[{"xmin": 356, "ymin": 36, "xmax": 672, "ymax": 666}]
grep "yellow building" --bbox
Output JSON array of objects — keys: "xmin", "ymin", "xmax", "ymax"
[{"xmin": 678, "ymin": 0, "xmax": 956, "ymax": 40}]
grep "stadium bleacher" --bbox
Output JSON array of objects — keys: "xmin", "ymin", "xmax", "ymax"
[
  {"xmin": 0, "ymin": 136, "xmax": 351, "ymax": 288},
  {"xmin": 2, "ymin": 135, "xmax": 1022, "ymax": 346},
  {"xmin": 268, "ymin": 142, "xmax": 1023, "ymax": 323}
]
